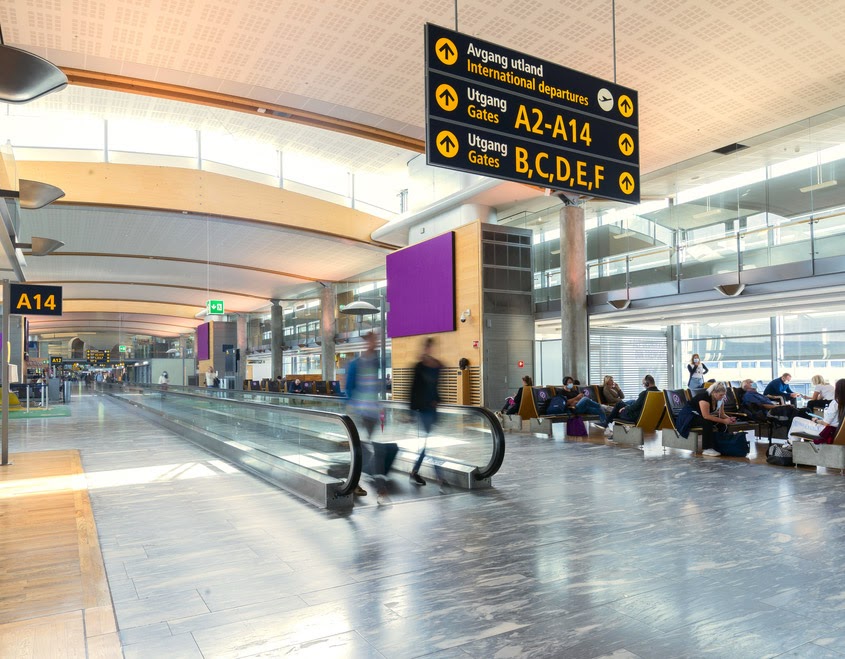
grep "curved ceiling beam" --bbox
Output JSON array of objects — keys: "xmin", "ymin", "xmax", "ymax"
[
  {"xmin": 27, "ymin": 280, "xmax": 275, "ymax": 303},
  {"xmin": 39, "ymin": 252, "xmax": 325, "ymax": 283},
  {"xmin": 62, "ymin": 68, "xmax": 425, "ymax": 154},
  {"xmin": 17, "ymin": 162, "xmax": 392, "ymax": 248}
]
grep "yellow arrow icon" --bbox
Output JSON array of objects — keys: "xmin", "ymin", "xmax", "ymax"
[
  {"xmin": 618, "ymin": 133, "xmax": 635, "ymax": 157},
  {"xmin": 618, "ymin": 94, "xmax": 634, "ymax": 118},
  {"xmin": 435, "ymin": 83, "xmax": 459, "ymax": 112},
  {"xmin": 436, "ymin": 130, "xmax": 459, "ymax": 158},
  {"xmin": 619, "ymin": 172, "xmax": 636, "ymax": 194},
  {"xmin": 435, "ymin": 37, "xmax": 458, "ymax": 66}
]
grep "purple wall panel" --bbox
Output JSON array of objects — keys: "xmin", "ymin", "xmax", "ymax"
[
  {"xmin": 386, "ymin": 232, "xmax": 455, "ymax": 338},
  {"xmin": 197, "ymin": 322, "xmax": 210, "ymax": 360}
]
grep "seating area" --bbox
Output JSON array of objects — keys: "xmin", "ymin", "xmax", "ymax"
[
  {"xmin": 502, "ymin": 384, "xmax": 840, "ymax": 473},
  {"xmin": 243, "ymin": 377, "xmax": 343, "ymax": 395},
  {"xmin": 792, "ymin": 423, "xmax": 845, "ymax": 472},
  {"xmin": 503, "ymin": 384, "xmax": 602, "ymax": 436}
]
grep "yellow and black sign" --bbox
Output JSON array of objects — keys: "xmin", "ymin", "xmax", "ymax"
[
  {"xmin": 50, "ymin": 356, "xmax": 63, "ymax": 365},
  {"xmin": 9, "ymin": 283, "xmax": 62, "ymax": 316},
  {"xmin": 86, "ymin": 349, "xmax": 110, "ymax": 365},
  {"xmin": 425, "ymin": 23, "xmax": 640, "ymax": 204}
]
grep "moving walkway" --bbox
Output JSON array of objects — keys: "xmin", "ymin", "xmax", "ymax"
[{"xmin": 103, "ymin": 384, "xmax": 505, "ymax": 510}]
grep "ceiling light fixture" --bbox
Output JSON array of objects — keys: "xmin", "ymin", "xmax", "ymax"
[
  {"xmin": 0, "ymin": 26, "xmax": 67, "ymax": 103},
  {"xmin": 13, "ymin": 236, "xmax": 64, "ymax": 256},
  {"xmin": 340, "ymin": 300, "xmax": 379, "ymax": 316},
  {"xmin": 692, "ymin": 207, "xmax": 722, "ymax": 220},
  {"xmin": 19, "ymin": 179, "xmax": 65, "ymax": 209},
  {"xmin": 800, "ymin": 179, "xmax": 838, "ymax": 193}
]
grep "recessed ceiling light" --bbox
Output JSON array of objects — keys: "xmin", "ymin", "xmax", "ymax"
[{"xmin": 800, "ymin": 180, "xmax": 838, "ymax": 193}]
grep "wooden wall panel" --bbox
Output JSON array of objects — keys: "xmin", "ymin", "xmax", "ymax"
[
  {"xmin": 17, "ymin": 162, "xmax": 387, "ymax": 245},
  {"xmin": 390, "ymin": 221, "xmax": 484, "ymax": 404}
]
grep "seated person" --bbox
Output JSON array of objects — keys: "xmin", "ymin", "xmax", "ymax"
[
  {"xmin": 788, "ymin": 378, "xmax": 845, "ymax": 443},
  {"xmin": 500, "ymin": 375, "xmax": 532, "ymax": 416},
  {"xmin": 806, "ymin": 374, "xmax": 834, "ymax": 413},
  {"xmin": 763, "ymin": 373, "xmax": 804, "ymax": 405},
  {"xmin": 601, "ymin": 375, "xmax": 625, "ymax": 406},
  {"xmin": 604, "ymin": 375, "xmax": 659, "ymax": 435},
  {"xmin": 560, "ymin": 376, "xmax": 607, "ymax": 427},
  {"xmin": 290, "ymin": 378, "xmax": 304, "ymax": 394},
  {"xmin": 740, "ymin": 379, "xmax": 805, "ymax": 422},
  {"xmin": 676, "ymin": 382, "xmax": 737, "ymax": 457}
]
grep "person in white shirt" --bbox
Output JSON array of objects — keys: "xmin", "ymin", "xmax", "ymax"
[
  {"xmin": 806, "ymin": 374, "xmax": 835, "ymax": 414},
  {"xmin": 789, "ymin": 378, "xmax": 845, "ymax": 442},
  {"xmin": 204, "ymin": 366, "xmax": 217, "ymax": 387}
]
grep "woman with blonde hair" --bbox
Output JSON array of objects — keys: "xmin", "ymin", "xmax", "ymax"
[
  {"xmin": 807, "ymin": 374, "xmax": 834, "ymax": 414},
  {"xmin": 602, "ymin": 375, "xmax": 625, "ymax": 405}
]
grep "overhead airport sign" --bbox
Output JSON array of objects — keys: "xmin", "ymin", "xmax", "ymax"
[
  {"xmin": 50, "ymin": 356, "xmax": 63, "ymax": 365},
  {"xmin": 86, "ymin": 349, "xmax": 110, "ymax": 365},
  {"xmin": 425, "ymin": 23, "xmax": 639, "ymax": 203},
  {"xmin": 9, "ymin": 283, "xmax": 62, "ymax": 316}
]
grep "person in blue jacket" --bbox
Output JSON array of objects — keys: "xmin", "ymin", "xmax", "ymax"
[{"xmin": 763, "ymin": 373, "xmax": 804, "ymax": 404}]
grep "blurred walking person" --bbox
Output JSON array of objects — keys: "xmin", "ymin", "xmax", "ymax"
[
  {"xmin": 409, "ymin": 337, "xmax": 443, "ymax": 486},
  {"xmin": 346, "ymin": 332, "xmax": 384, "ymax": 500}
]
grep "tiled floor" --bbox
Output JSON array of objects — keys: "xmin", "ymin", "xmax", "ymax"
[{"xmin": 10, "ymin": 393, "xmax": 845, "ymax": 658}]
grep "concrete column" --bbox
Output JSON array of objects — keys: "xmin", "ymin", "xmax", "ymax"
[
  {"xmin": 270, "ymin": 299, "xmax": 283, "ymax": 379},
  {"xmin": 179, "ymin": 335, "xmax": 189, "ymax": 384},
  {"xmin": 236, "ymin": 314, "xmax": 247, "ymax": 386},
  {"xmin": 560, "ymin": 203, "xmax": 588, "ymax": 381},
  {"xmin": 320, "ymin": 284, "xmax": 337, "ymax": 382}
]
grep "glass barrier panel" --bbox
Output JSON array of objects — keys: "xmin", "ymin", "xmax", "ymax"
[
  {"xmin": 587, "ymin": 257, "xmax": 628, "ymax": 294},
  {"xmin": 740, "ymin": 221, "xmax": 812, "ymax": 269},
  {"xmin": 813, "ymin": 214, "xmax": 845, "ymax": 259},
  {"xmin": 628, "ymin": 246, "xmax": 676, "ymax": 288},
  {"xmin": 680, "ymin": 234, "xmax": 738, "ymax": 279},
  {"xmin": 108, "ymin": 385, "xmax": 360, "ymax": 494}
]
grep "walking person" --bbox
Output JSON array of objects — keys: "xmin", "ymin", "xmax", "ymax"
[
  {"xmin": 409, "ymin": 337, "xmax": 443, "ymax": 486},
  {"xmin": 346, "ymin": 332, "xmax": 384, "ymax": 500}
]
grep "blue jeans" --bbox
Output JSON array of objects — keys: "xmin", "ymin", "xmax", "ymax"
[
  {"xmin": 413, "ymin": 409, "xmax": 439, "ymax": 475},
  {"xmin": 575, "ymin": 397, "xmax": 607, "ymax": 424}
]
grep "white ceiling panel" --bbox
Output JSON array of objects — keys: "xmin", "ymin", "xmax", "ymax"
[{"xmin": 2, "ymin": 0, "xmax": 845, "ymax": 340}]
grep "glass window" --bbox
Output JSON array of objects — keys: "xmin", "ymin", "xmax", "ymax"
[
  {"xmin": 202, "ymin": 130, "xmax": 278, "ymax": 176},
  {"xmin": 283, "ymin": 151, "xmax": 347, "ymax": 196},
  {"xmin": 8, "ymin": 114, "xmax": 105, "ymax": 150},
  {"xmin": 109, "ymin": 119, "xmax": 197, "ymax": 157}
]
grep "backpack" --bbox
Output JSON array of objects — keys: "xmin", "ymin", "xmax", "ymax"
[
  {"xmin": 712, "ymin": 430, "xmax": 749, "ymax": 457},
  {"xmin": 766, "ymin": 443, "xmax": 793, "ymax": 466},
  {"xmin": 546, "ymin": 395, "xmax": 567, "ymax": 415},
  {"xmin": 213, "ymin": 376, "xmax": 221, "ymax": 387}
]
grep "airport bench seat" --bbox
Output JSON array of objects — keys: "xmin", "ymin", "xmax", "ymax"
[
  {"xmin": 610, "ymin": 390, "xmax": 665, "ymax": 446},
  {"xmin": 792, "ymin": 424, "xmax": 845, "ymax": 472}
]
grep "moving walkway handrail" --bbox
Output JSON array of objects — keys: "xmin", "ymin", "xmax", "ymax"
[
  {"xmin": 103, "ymin": 383, "xmax": 363, "ymax": 497},
  {"xmin": 161, "ymin": 385, "xmax": 506, "ymax": 481}
]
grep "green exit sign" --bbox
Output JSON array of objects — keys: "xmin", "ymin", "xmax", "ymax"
[
  {"xmin": 119, "ymin": 345, "xmax": 127, "ymax": 352},
  {"xmin": 207, "ymin": 300, "xmax": 224, "ymax": 315}
]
